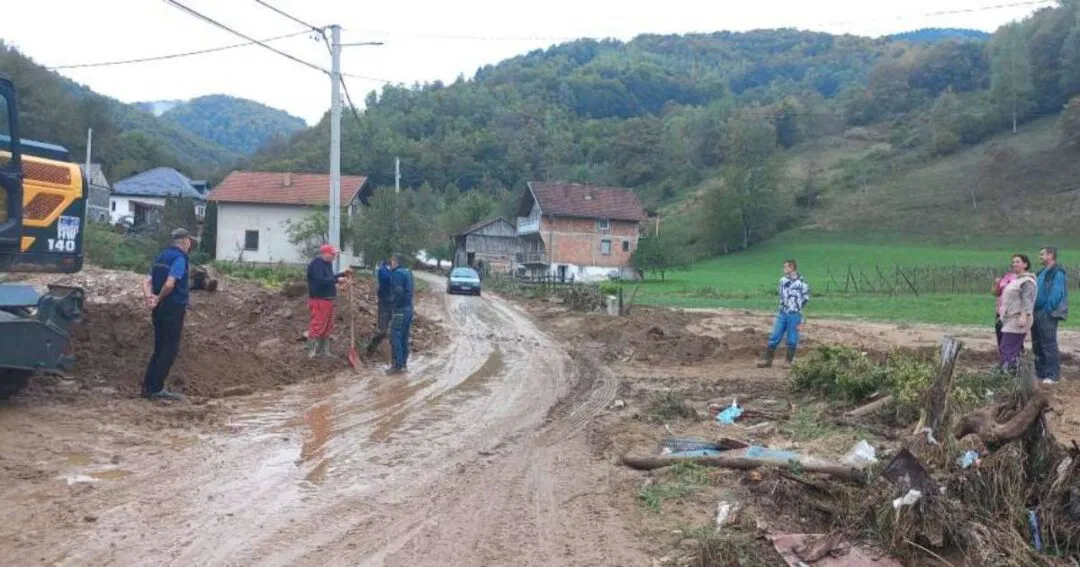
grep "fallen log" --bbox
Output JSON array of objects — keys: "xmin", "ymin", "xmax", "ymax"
[
  {"xmin": 844, "ymin": 395, "xmax": 895, "ymax": 418},
  {"xmin": 620, "ymin": 452, "xmax": 866, "ymax": 484},
  {"xmin": 954, "ymin": 394, "xmax": 1050, "ymax": 446}
]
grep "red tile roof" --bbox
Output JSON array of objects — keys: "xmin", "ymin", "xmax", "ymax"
[
  {"xmin": 525, "ymin": 181, "xmax": 647, "ymax": 221},
  {"xmin": 209, "ymin": 171, "xmax": 368, "ymax": 207}
]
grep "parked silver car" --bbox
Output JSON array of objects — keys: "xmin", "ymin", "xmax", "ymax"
[{"xmin": 447, "ymin": 267, "xmax": 482, "ymax": 296}]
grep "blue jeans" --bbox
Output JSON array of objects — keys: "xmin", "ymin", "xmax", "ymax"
[
  {"xmin": 391, "ymin": 306, "xmax": 414, "ymax": 369},
  {"xmin": 1032, "ymin": 310, "xmax": 1060, "ymax": 381},
  {"xmin": 768, "ymin": 312, "xmax": 802, "ymax": 350}
]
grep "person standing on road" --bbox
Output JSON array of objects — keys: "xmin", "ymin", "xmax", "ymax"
[
  {"xmin": 993, "ymin": 264, "xmax": 1019, "ymax": 351},
  {"xmin": 757, "ymin": 259, "xmax": 810, "ymax": 369},
  {"xmin": 306, "ymin": 244, "xmax": 350, "ymax": 359},
  {"xmin": 364, "ymin": 259, "xmax": 393, "ymax": 360},
  {"xmin": 140, "ymin": 228, "xmax": 195, "ymax": 401},
  {"xmin": 387, "ymin": 253, "xmax": 415, "ymax": 375},
  {"xmin": 998, "ymin": 254, "xmax": 1036, "ymax": 372},
  {"xmin": 1033, "ymin": 246, "xmax": 1068, "ymax": 384}
]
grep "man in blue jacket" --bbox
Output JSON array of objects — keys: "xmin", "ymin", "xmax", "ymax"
[
  {"xmin": 1033, "ymin": 246, "xmax": 1069, "ymax": 384},
  {"xmin": 363, "ymin": 260, "xmax": 393, "ymax": 359},
  {"xmin": 140, "ymin": 228, "xmax": 195, "ymax": 401},
  {"xmin": 387, "ymin": 253, "xmax": 415, "ymax": 375}
]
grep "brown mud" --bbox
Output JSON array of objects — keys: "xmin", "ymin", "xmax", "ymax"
[
  {"xmin": 0, "ymin": 272, "xmax": 647, "ymax": 566},
  {"xmin": 22, "ymin": 266, "xmax": 443, "ymax": 398}
]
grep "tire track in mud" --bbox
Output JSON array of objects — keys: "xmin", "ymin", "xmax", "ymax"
[{"xmin": 3, "ymin": 277, "xmax": 644, "ymax": 567}]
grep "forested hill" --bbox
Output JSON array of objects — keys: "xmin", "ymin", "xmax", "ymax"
[
  {"xmin": 161, "ymin": 95, "xmax": 307, "ymax": 155},
  {"xmin": 887, "ymin": 28, "xmax": 991, "ymax": 42},
  {"xmin": 0, "ymin": 42, "xmax": 237, "ymax": 180},
  {"xmin": 250, "ymin": 2, "xmax": 1080, "ymax": 214}
]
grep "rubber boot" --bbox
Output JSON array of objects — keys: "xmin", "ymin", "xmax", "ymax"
[
  {"xmin": 318, "ymin": 339, "xmax": 333, "ymax": 358},
  {"xmin": 782, "ymin": 347, "xmax": 797, "ymax": 369},
  {"xmin": 756, "ymin": 348, "xmax": 775, "ymax": 368},
  {"xmin": 306, "ymin": 340, "xmax": 318, "ymax": 359}
]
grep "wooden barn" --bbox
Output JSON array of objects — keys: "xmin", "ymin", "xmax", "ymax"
[{"xmin": 454, "ymin": 217, "xmax": 521, "ymax": 275}]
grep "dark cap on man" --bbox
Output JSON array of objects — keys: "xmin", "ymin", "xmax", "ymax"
[{"xmin": 171, "ymin": 228, "xmax": 195, "ymax": 241}]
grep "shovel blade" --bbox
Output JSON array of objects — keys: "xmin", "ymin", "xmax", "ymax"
[{"xmin": 348, "ymin": 346, "xmax": 361, "ymax": 369}]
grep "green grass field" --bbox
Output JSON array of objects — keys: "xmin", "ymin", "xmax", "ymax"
[{"xmin": 629, "ymin": 230, "xmax": 1079, "ymax": 327}]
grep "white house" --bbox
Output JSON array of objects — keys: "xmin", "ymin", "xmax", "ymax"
[
  {"xmin": 209, "ymin": 171, "xmax": 370, "ymax": 265},
  {"xmin": 109, "ymin": 167, "xmax": 206, "ymax": 226}
]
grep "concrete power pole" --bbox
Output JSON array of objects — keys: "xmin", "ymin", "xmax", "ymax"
[
  {"xmin": 395, "ymin": 157, "xmax": 400, "ymax": 194},
  {"xmin": 328, "ymin": 25, "xmax": 343, "ymax": 271}
]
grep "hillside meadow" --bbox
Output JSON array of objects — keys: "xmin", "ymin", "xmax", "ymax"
[{"xmin": 628, "ymin": 230, "xmax": 1080, "ymax": 326}]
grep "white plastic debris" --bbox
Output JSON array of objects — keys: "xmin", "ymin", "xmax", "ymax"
[
  {"xmin": 841, "ymin": 440, "xmax": 878, "ymax": 468},
  {"xmin": 715, "ymin": 500, "xmax": 742, "ymax": 530},
  {"xmin": 892, "ymin": 489, "xmax": 923, "ymax": 510},
  {"xmin": 917, "ymin": 427, "xmax": 940, "ymax": 445}
]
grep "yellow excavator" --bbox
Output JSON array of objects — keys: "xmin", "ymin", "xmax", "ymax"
[{"xmin": 0, "ymin": 76, "xmax": 87, "ymax": 398}]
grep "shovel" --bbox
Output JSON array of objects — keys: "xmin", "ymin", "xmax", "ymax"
[{"xmin": 347, "ymin": 273, "xmax": 360, "ymax": 370}]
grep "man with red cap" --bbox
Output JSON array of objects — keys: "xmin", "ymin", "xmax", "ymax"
[{"xmin": 306, "ymin": 244, "xmax": 350, "ymax": 358}]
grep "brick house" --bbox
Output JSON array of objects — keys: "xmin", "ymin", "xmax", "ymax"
[{"xmin": 514, "ymin": 181, "xmax": 646, "ymax": 282}]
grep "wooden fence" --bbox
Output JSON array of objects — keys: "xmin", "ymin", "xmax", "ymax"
[{"xmin": 822, "ymin": 264, "xmax": 1079, "ymax": 296}]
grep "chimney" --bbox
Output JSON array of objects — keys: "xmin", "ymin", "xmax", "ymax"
[{"xmin": 283, "ymin": 172, "xmax": 292, "ymax": 187}]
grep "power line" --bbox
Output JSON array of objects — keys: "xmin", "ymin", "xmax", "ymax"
[
  {"xmin": 812, "ymin": 0, "xmax": 1054, "ymax": 29},
  {"xmin": 251, "ymin": 0, "xmax": 323, "ymax": 32},
  {"xmin": 47, "ymin": 30, "xmax": 312, "ymax": 70},
  {"xmin": 164, "ymin": 0, "xmax": 328, "ymax": 75}
]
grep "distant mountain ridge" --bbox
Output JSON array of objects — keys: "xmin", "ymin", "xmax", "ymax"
[
  {"xmin": 134, "ymin": 100, "xmax": 184, "ymax": 117},
  {"xmin": 158, "ymin": 95, "xmax": 308, "ymax": 155},
  {"xmin": 887, "ymin": 28, "xmax": 991, "ymax": 42}
]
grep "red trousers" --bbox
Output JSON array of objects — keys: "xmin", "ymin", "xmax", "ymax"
[{"xmin": 308, "ymin": 298, "xmax": 334, "ymax": 339}]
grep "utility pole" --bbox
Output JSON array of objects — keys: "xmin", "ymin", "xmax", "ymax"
[
  {"xmin": 84, "ymin": 127, "xmax": 92, "ymax": 223},
  {"xmin": 84, "ymin": 127, "xmax": 93, "ymax": 185},
  {"xmin": 328, "ymin": 25, "xmax": 342, "ymax": 271},
  {"xmin": 395, "ymin": 157, "xmax": 400, "ymax": 194}
]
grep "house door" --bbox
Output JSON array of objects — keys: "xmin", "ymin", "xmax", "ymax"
[{"xmin": 557, "ymin": 265, "xmax": 567, "ymax": 282}]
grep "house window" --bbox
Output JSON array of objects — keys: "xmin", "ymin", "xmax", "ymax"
[
  {"xmin": 622, "ymin": 240, "xmax": 630, "ymax": 253},
  {"xmin": 600, "ymin": 239, "xmax": 612, "ymax": 255},
  {"xmin": 597, "ymin": 218, "xmax": 611, "ymax": 231},
  {"xmin": 110, "ymin": 201, "xmax": 116, "ymax": 212},
  {"xmin": 244, "ymin": 230, "xmax": 259, "ymax": 251}
]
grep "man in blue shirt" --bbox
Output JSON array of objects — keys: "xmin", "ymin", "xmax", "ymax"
[
  {"xmin": 1033, "ymin": 246, "xmax": 1069, "ymax": 384},
  {"xmin": 140, "ymin": 228, "xmax": 194, "ymax": 401},
  {"xmin": 363, "ymin": 260, "xmax": 393, "ymax": 360},
  {"xmin": 387, "ymin": 253, "xmax": 415, "ymax": 375}
]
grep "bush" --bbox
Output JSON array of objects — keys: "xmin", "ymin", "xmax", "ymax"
[
  {"xmin": 791, "ymin": 344, "xmax": 1014, "ymax": 421},
  {"xmin": 790, "ymin": 345, "xmax": 886, "ymax": 402},
  {"xmin": 599, "ymin": 281, "xmax": 621, "ymax": 295},
  {"xmin": 210, "ymin": 260, "xmax": 304, "ymax": 289},
  {"xmin": 84, "ymin": 222, "xmax": 158, "ymax": 273}
]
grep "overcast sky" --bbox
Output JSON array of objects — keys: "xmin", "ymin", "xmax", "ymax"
[{"xmin": 0, "ymin": 0, "xmax": 1050, "ymax": 124}]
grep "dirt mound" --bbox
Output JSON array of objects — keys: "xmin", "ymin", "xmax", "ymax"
[
  {"xmin": 68, "ymin": 273, "xmax": 443, "ymax": 398},
  {"xmin": 573, "ymin": 308, "xmax": 767, "ymax": 365}
]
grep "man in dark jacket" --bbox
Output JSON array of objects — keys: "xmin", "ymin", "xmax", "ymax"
[
  {"xmin": 306, "ymin": 244, "xmax": 350, "ymax": 358},
  {"xmin": 140, "ymin": 228, "xmax": 195, "ymax": 401},
  {"xmin": 364, "ymin": 260, "xmax": 393, "ymax": 359},
  {"xmin": 387, "ymin": 253, "xmax": 415, "ymax": 374},
  {"xmin": 1033, "ymin": 246, "xmax": 1069, "ymax": 384}
]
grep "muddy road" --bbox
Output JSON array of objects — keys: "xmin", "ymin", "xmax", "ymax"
[{"xmin": 0, "ymin": 275, "xmax": 645, "ymax": 566}]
